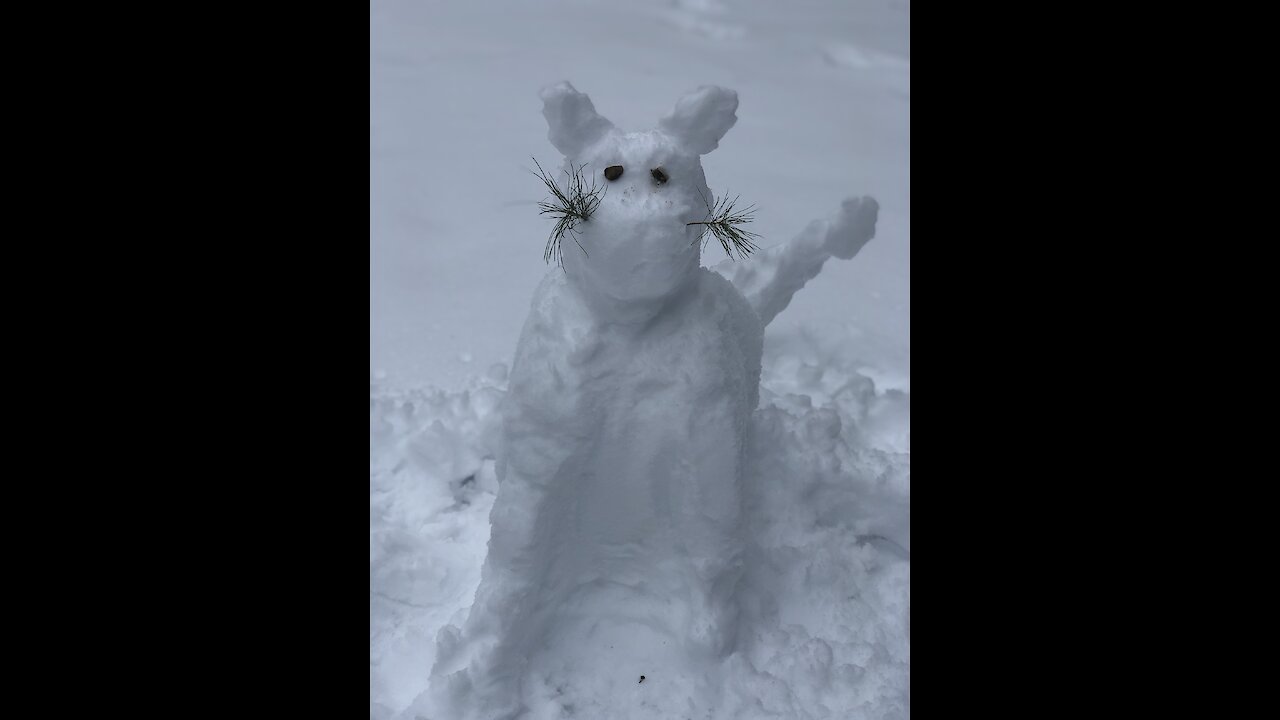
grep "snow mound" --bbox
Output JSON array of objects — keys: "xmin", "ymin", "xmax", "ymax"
[
  {"xmin": 372, "ymin": 328, "xmax": 909, "ymax": 718},
  {"xmin": 370, "ymin": 375, "xmax": 505, "ymax": 719},
  {"xmin": 373, "ymin": 78, "xmax": 904, "ymax": 719}
]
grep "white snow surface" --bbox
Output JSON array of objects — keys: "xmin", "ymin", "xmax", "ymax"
[
  {"xmin": 371, "ymin": 1, "xmax": 908, "ymax": 717},
  {"xmin": 428, "ymin": 264, "xmax": 764, "ymax": 719},
  {"xmin": 372, "ymin": 327, "xmax": 909, "ymax": 719},
  {"xmin": 371, "ymin": 0, "xmax": 909, "ymax": 388}
]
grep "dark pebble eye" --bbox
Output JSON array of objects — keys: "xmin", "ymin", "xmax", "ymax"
[
  {"xmin": 650, "ymin": 167, "xmax": 668, "ymax": 184},
  {"xmin": 604, "ymin": 165, "xmax": 623, "ymax": 181}
]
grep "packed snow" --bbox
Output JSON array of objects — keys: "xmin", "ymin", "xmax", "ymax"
[
  {"xmin": 370, "ymin": 328, "xmax": 909, "ymax": 719},
  {"xmin": 371, "ymin": 1, "xmax": 908, "ymax": 718}
]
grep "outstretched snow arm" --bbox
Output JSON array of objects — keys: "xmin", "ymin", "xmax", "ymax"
[{"xmin": 713, "ymin": 196, "xmax": 879, "ymax": 327}]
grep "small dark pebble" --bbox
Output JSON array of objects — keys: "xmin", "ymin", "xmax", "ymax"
[
  {"xmin": 604, "ymin": 165, "xmax": 624, "ymax": 181},
  {"xmin": 650, "ymin": 167, "xmax": 668, "ymax": 184}
]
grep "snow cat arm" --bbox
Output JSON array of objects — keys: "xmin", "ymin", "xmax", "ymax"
[{"xmin": 712, "ymin": 195, "xmax": 878, "ymax": 327}]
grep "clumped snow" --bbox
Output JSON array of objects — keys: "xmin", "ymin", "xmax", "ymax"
[
  {"xmin": 371, "ymin": 325, "xmax": 909, "ymax": 718},
  {"xmin": 418, "ymin": 81, "xmax": 791, "ymax": 719},
  {"xmin": 371, "ymin": 1, "xmax": 908, "ymax": 717}
]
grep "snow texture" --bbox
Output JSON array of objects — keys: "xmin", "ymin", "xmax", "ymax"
[
  {"xmin": 541, "ymin": 82, "xmax": 616, "ymax": 159},
  {"xmin": 659, "ymin": 85, "xmax": 740, "ymax": 155},
  {"xmin": 370, "ymin": 0, "xmax": 910, "ymax": 388},
  {"xmin": 389, "ymin": 83, "xmax": 893, "ymax": 719},
  {"xmin": 372, "ymin": 325, "xmax": 910, "ymax": 720},
  {"xmin": 426, "ymin": 84, "xmax": 767, "ymax": 719},
  {"xmin": 716, "ymin": 196, "xmax": 880, "ymax": 327},
  {"xmin": 371, "ymin": 1, "xmax": 909, "ymax": 717}
]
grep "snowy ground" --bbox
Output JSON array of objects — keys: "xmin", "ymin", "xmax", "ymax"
[{"xmin": 371, "ymin": 0, "xmax": 908, "ymax": 717}]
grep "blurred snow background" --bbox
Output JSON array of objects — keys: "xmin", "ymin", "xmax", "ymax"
[{"xmin": 371, "ymin": 0, "xmax": 908, "ymax": 716}]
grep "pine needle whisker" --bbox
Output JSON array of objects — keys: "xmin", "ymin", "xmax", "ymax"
[
  {"xmin": 687, "ymin": 187, "xmax": 761, "ymax": 260},
  {"xmin": 531, "ymin": 157, "xmax": 604, "ymax": 268}
]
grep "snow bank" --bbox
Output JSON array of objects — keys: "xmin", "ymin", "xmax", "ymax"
[
  {"xmin": 371, "ymin": 76, "xmax": 907, "ymax": 718},
  {"xmin": 373, "ymin": 327, "xmax": 909, "ymax": 719},
  {"xmin": 370, "ymin": 373, "xmax": 505, "ymax": 719}
]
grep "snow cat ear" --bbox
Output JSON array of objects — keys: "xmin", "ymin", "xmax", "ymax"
[
  {"xmin": 540, "ymin": 81, "xmax": 616, "ymax": 158},
  {"xmin": 658, "ymin": 86, "xmax": 739, "ymax": 155}
]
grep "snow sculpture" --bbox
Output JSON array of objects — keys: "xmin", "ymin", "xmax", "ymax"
[{"xmin": 422, "ymin": 82, "xmax": 879, "ymax": 719}]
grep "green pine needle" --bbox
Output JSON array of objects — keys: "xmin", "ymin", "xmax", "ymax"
[
  {"xmin": 531, "ymin": 157, "xmax": 604, "ymax": 267},
  {"xmin": 688, "ymin": 188, "xmax": 761, "ymax": 260}
]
